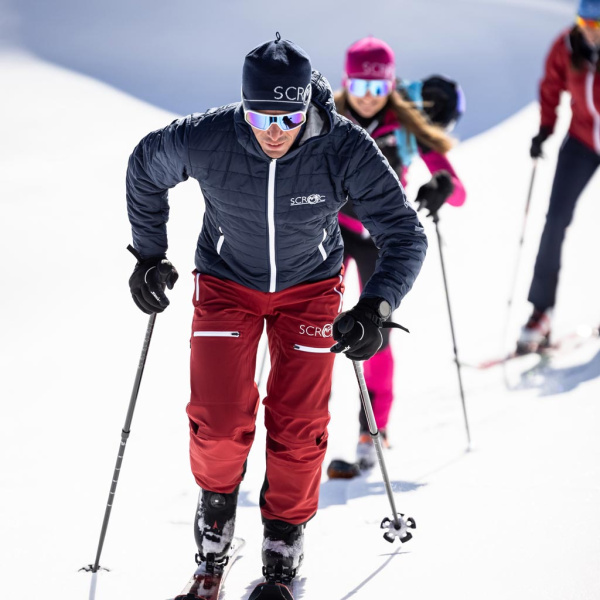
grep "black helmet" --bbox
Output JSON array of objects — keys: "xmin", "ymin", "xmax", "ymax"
[{"xmin": 421, "ymin": 75, "xmax": 465, "ymax": 131}]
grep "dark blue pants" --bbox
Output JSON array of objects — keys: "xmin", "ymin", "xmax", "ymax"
[{"xmin": 528, "ymin": 135, "xmax": 600, "ymax": 310}]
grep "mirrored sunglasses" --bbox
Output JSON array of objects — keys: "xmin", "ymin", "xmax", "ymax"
[
  {"xmin": 244, "ymin": 110, "xmax": 307, "ymax": 131},
  {"xmin": 346, "ymin": 78, "xmax": 394, "ymax": 98},
  {"xmin": 576, "ymin": 15, "xmax": 600, "ymax": 29}
]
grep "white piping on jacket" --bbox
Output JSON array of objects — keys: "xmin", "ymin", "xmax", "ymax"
[
  {"xmin": 216, "ymin": 227, "xmax": 225, "ymax": 255},
  {"xmin": 317, "ymin": 228, "xmax": 328, "ymax": 261},
  {"xmin": 585, "ymin": 68, "xmax": 600, "ymax": 154}
]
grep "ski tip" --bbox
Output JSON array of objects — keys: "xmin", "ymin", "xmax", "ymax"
[
  {"xmin": 232, "ymin": 536, "xmax": 246, "ymax": 549},
  {"xmin": 248, "ymin": 582, "xmax": 294, "ymax": 600},
  {"xmin": 326, "ymin": 459, "xmax": 361, "ymax": 479}
]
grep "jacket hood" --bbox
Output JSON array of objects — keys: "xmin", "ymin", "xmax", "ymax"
[{"xmin": 234, "ymin": 70, "xmax": 336, "ymax": 160}]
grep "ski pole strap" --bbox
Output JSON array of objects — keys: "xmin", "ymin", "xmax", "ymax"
[
  {"xmin": 127, "ymin": 244, "xmax": 143, "ymax": 262},
  {"xmin": 382, "ymin": 321, "xmax": 410, "ymax": 333}
]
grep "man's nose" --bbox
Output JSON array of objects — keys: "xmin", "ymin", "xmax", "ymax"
[{"xmin": 266, "ymin": 123, "xmax": 284, "ymax": 139}]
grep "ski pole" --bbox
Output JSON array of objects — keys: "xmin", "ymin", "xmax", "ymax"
[
  {"xmin": 432, "ymin": 214, "xmax": 472, "ymax": 449},
  {"xmin": 503, "ymin": 160, "xmax": 538, "ymax": 349},
  {"xmin": 352, "ymin": 360, "xmax": 416, "ymax": 544},
  {"xmin": 81, "ymin": 312, "xmax": 157, "ymax": 599}
]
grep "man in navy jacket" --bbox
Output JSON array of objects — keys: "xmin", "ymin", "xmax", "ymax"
[{"xmin": 126, "ymin": 33, "xmax": 427, "ymax": 589}]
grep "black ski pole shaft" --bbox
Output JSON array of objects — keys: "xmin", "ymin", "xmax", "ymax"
[
  {"xmin": 432, "ymin": 215, "xmax": 471, "ymax": 449},
  {"xmin": 352, "ymin": 360, "xmax": 401, "ymax": 528},
  {"xmin": 84, "ymin": 313, "xmax": 157, "ymax": 582}
]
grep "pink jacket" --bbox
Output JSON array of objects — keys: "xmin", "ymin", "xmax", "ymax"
[{"xmin": 338, "ymin": 110, "xmax": 466, "ymax": 235}]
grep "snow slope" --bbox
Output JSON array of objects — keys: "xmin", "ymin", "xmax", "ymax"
[
  {"xmin": 1, "ymin": 51, "xmax": 600, "ymax": 600},
  {"xmin": 0, "ymin": 0, "xmax": 579, "ymax": 139}
]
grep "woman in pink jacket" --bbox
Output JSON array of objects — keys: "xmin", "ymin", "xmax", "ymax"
[{"xmin": 330, "ymin": 36, "xmax": 466, "ymax": 473}]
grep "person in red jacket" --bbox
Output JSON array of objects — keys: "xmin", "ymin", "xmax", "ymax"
[
  {"xmin": 329, "ymin": 36, "xmax": 466, "ymax": 474},
  {"xmin": 518, "ymin": 0, "xmax": 600, "ymax": 351}
]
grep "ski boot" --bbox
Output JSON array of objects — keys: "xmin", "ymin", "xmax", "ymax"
[
  {"xmin": 517, "ymin": 308, "xmax": 552, "ymax": 355},
  {"xmin": 262, "ymin": 518, "xmax": 304, "ymax": 584},
  {"xmin": 194, "ymin": 487, "xmax": 239, "ymax": 573},
  {"xmin": 248, "ymin": 519, "xmax": 303, "ymax": 600}
]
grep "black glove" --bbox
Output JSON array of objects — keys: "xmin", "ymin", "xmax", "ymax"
[
  {"xmin": 415, "ymin": 170, "xmax": 455, "ymax": 218},
  {"xmin": 530, "ymin": 126, "xmax": 551, "ymax": 159},
  {"xmin": 128, "ymin": 245, "xmax": 179, "ymax": 314},
  {"xmin": 330, "ymin": 297, "xmax": 408, "ymax": 361}
]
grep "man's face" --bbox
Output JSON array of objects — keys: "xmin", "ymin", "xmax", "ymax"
[{"xmin": 249, "ymin": 110, "xmax": 303, "ymax": 159}]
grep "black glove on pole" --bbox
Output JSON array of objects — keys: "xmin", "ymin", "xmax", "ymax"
[
  {"xmin": 530, "ymin": 126, "xmax": 551, "ymax": 159},
  {"xmin": 81, "ymin": 312, "xmax": 157, "ymax": 598},
  {"xmin": 415, "ymin": 170, "xmax": 455, "ymax": 218},
  {"xmin": 128, "ymin": 245, "xmax": 179, "ymax": 314},
  {"xmin": 432, "ymin": 213, "xmax": 471, "ymax": 449},
  {"xmin": 330, "ymin": 297, "xmax": 408, "ymax": 361}
]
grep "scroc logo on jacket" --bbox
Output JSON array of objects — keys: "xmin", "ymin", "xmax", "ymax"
[
  {"xmin": 126, "ymin": 71, "xmax": 427, "ymax": 309},
  {"xmin": 290, "ymin": 194, "xmax": 326, "ymax": 206}
]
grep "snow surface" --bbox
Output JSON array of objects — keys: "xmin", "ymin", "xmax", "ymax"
[{"xmin": 1, "ymin": 48, "xmax": 600, "ymax": 600}]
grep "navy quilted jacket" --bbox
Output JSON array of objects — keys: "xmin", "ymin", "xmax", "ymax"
[{"xmin": 126, "ymin": 72, "xmax": 427, "ymax": 310}]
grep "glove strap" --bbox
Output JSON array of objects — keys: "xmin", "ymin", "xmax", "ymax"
[
  {"xmin": 127, "ymin": 244, "xmax": 144, "ymax": 262},
  {"xmin": 383, "ymin": 321, "xmax": 410, "ymax": 333}
]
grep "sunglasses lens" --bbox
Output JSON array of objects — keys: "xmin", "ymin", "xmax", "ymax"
[
  {"xmin": 281, "ymin": 112, "xmax": 306, "ymax": 130},
  {"xmin": 245, "ymin": 111, "xmax": 269, "ymax": 129},
  {"xmin": 372, "ymin": 80, "xmax": 393, "ymax": 96},
  {"xmin": 347, "ymin": 79, "xmax": 369, "ymax": 97},
  {"xmin": 245, "ymin": 111, "xmax": 306, "ymax": 131},
  {"xmin": 578, "ymin": 15, "xmax": 600, "ymax": 28},
  {"xmin": 347, "ymin": 79, "xmax": 392, "ymax": 97}
]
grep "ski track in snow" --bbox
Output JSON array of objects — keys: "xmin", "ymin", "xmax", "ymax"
[{"xmin": 1, "ymin": 43, "xmax": 600, "ymax": 600}]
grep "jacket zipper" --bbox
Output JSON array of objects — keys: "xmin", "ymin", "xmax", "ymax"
[
  {"xmin": 585, "ymin": 67, "xmax": 600, "ymax": 154},
  {"xmin": 268, "ymin": 159, "xmax": 277, "ymax": 292}
]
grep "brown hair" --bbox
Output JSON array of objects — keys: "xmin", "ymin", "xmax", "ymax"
[{"xmin": 334, "ymin": 88, "xmax": 453, "ymax": 154}]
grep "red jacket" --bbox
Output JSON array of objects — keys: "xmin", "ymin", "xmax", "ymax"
[{"xmin": 539, "ymin": 28, "xmax": 600, "ymax": 154}]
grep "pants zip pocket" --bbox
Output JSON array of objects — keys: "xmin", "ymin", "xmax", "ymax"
[
  {"xmin": 293, "ymin": 343, "xmax": 331, "ymax": 353},
  {"xmin": 193, "ymin": 331, "xmax": 240, "ymax": 338}
]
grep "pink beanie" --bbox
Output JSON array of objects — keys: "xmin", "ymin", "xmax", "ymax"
[{"xmin": 344, "ymin": 36, "xmax": 395, "ymax": 81}]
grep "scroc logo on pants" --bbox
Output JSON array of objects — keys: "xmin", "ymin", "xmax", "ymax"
[{"xmin": 299, "ymin": 323, "xmax": 333, "ymax": 337}]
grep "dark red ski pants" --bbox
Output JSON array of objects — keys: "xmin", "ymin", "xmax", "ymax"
[{"xmin": 187, "ymin": 272, "xmax": 344, "ymax": 524}]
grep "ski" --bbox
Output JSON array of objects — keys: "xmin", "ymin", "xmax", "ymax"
[
  {"xmin": 248, "ymin": 581, "xmax": 295, "ymax": 600},
  {"xmin": 470, "ymin": 325, "xmax": 600, "ymax": 370},
  {"xmin": 170, "ymin": 537, "xmax": 245, "ymax": 600}
]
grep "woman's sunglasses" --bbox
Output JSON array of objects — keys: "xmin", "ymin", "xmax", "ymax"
[
  {"xmin": 244, "ymin": 110, "xmax": 307, "ymax": 131},
  {"xmin": 576, "ymin": 15, "xmax": 600, "ymax": 29},
  {"xmin": 345, "ymin": 78, "xmax": 394, "ymax": 98}
]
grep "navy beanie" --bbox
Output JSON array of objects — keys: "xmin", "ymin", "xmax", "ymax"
[{"xmin": 242, "ymin": 33, "xmax": 312, "ymax": 113}]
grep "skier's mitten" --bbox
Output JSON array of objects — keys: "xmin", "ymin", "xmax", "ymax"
[
  {"xmin": 330, "ymin": 298, "xmax": 386, "ymax": 361},
  {"xmin": 415, "ymin": 170, "xmax": 455, "ymax": 218},
  {"xmin": 530, "ymin": 126, "xmax": 551, "ymax": 159},
  {"xmin": 129, "ymin": 253, "xmax": 179, "ymax": 314}
]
